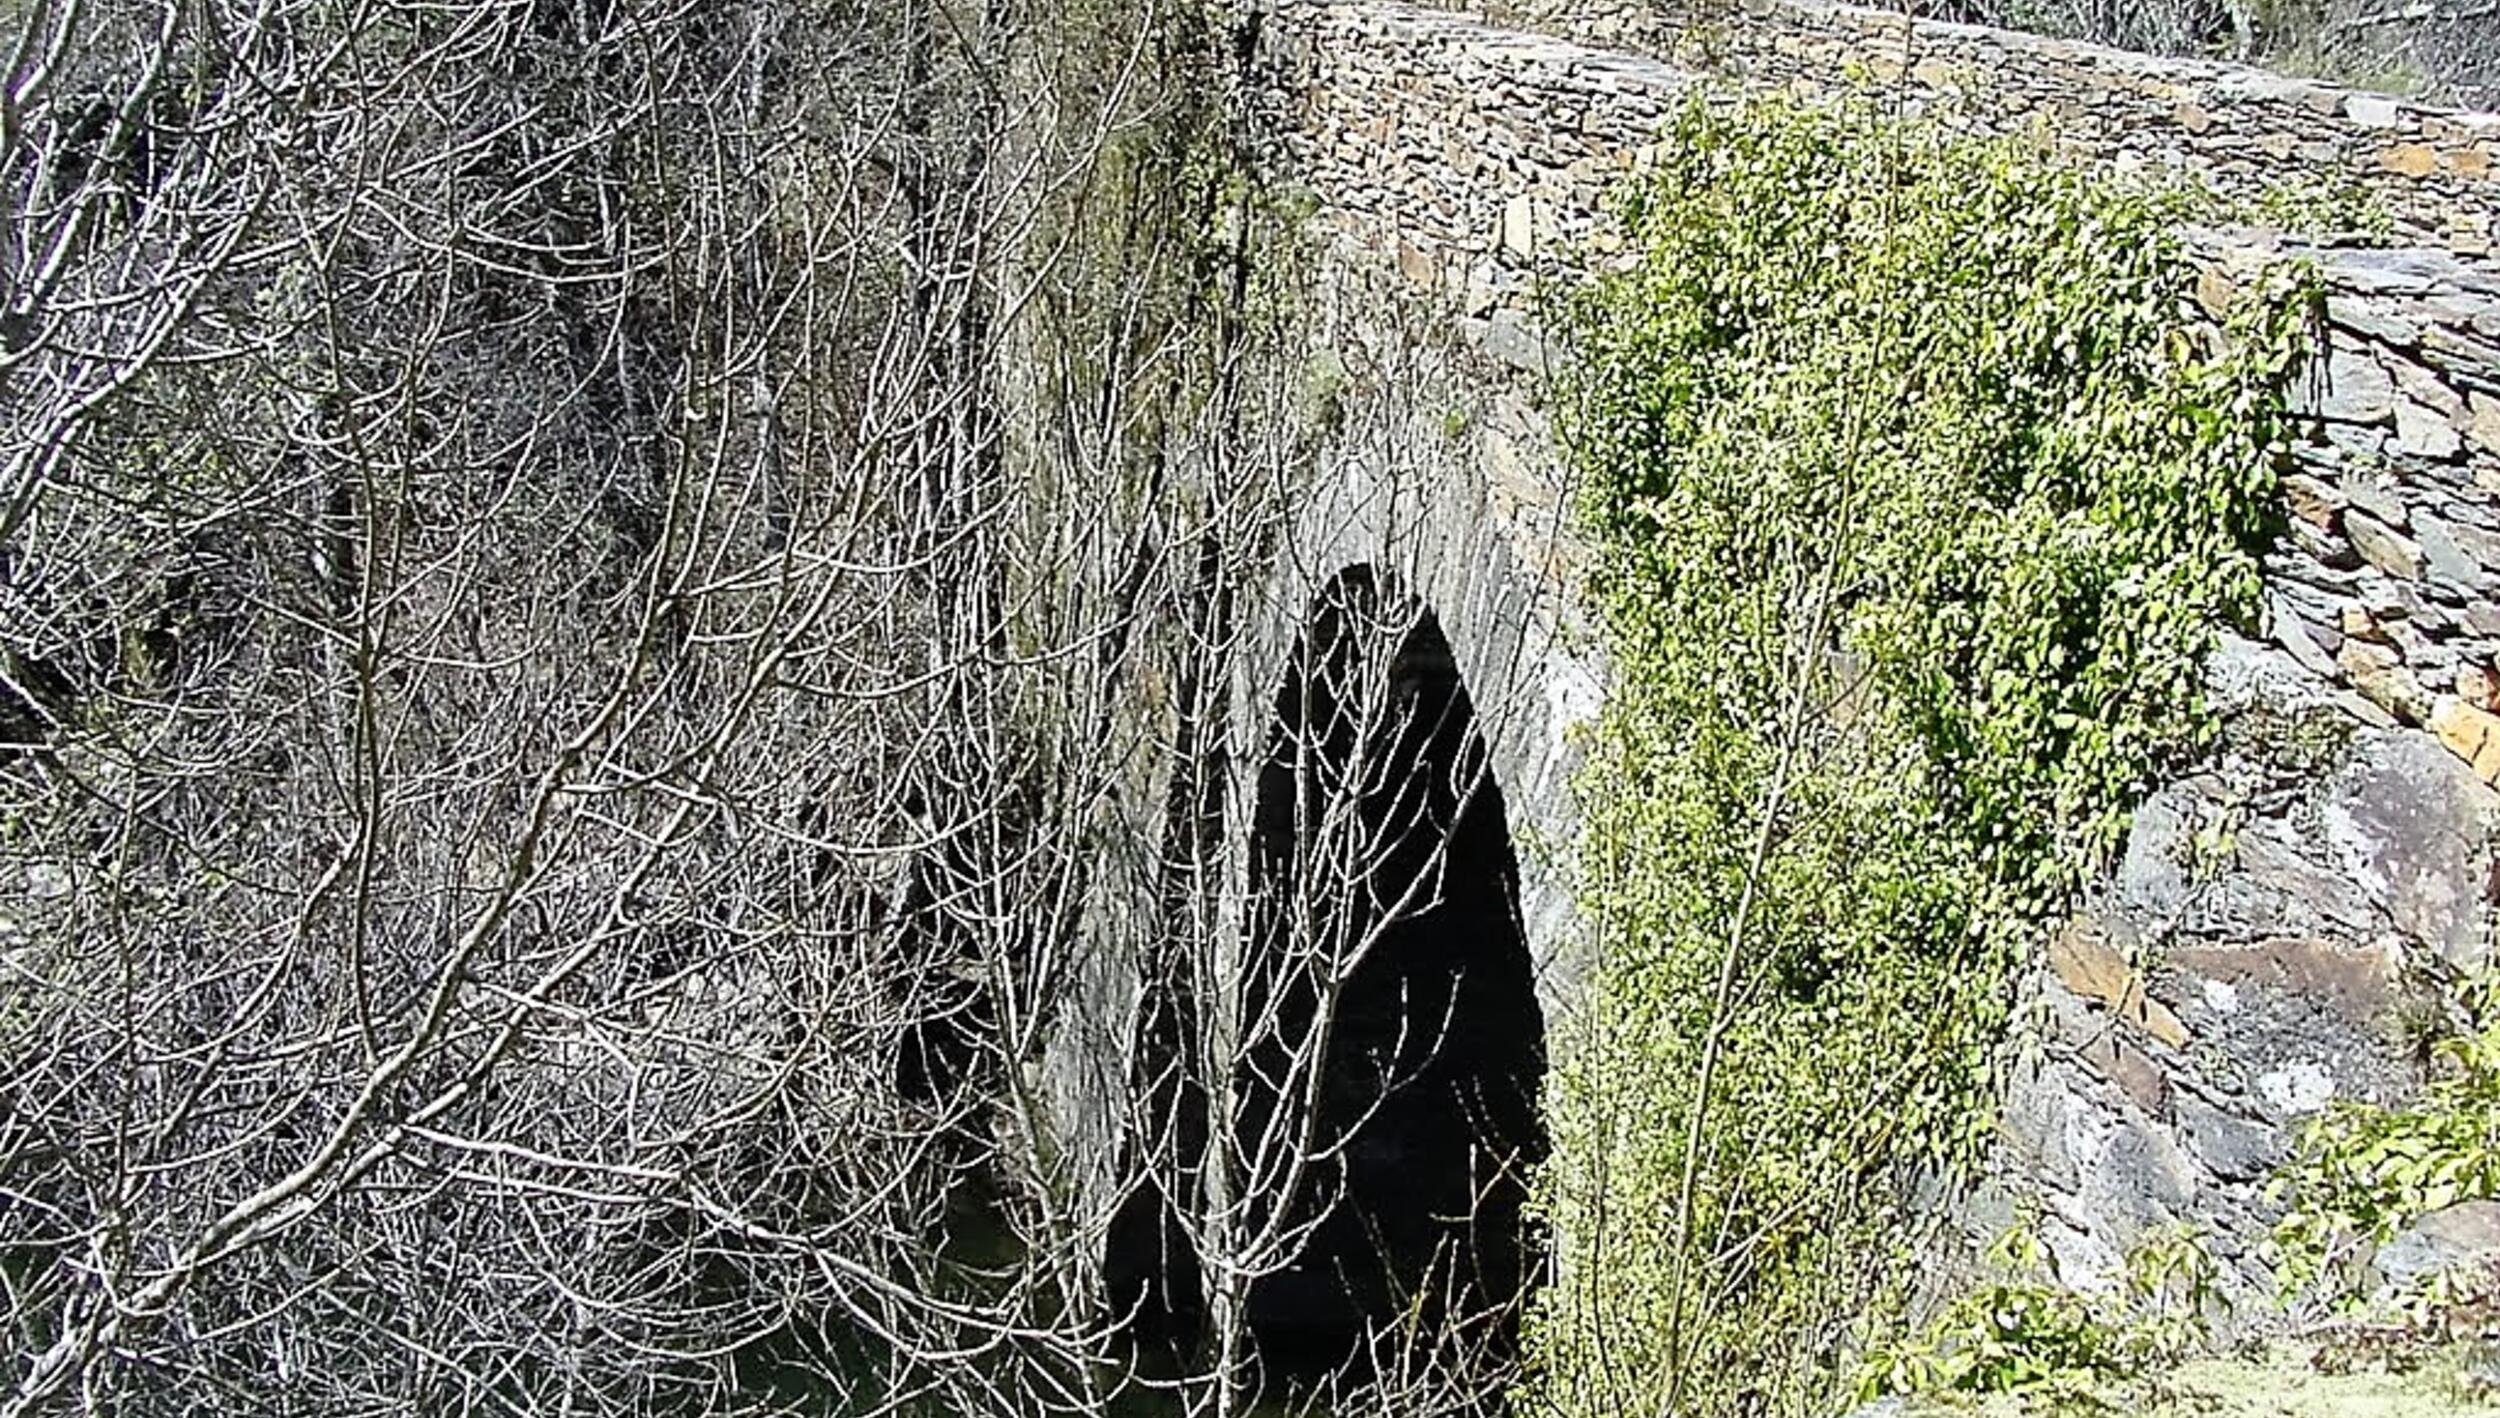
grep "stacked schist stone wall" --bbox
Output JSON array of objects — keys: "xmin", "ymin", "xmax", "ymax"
[
  {"xmin": 1255, "ymin": 0, "xmax": 2500, "ymax": 1313},
  {"xmin": 1458, "ymin": 0, "xmax": 2500, "ymax": 256},
  {"xmin": 2260, "ymin": 243, "xmax": 2500, "ymax": 745},
  {"xmin": 1252, "ymin": 1, "xmax": 1686, "ymax": 373},
  {"xmin": 2016, "ymin": 235, "xmax": 2500, "ymax": 1308}
]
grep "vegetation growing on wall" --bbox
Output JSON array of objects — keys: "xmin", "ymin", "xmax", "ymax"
[
  {"xmin": 2271, "ymin": 971, "xmax": 2500, "ymax": 1303},
  {"xmin": 1525, "ymin": 99, "xmax": 2314, "ymax": 1417},
  {"xmin": 1854, "ymin": 1223, "xmax": 2216, "ymax": 1405}
]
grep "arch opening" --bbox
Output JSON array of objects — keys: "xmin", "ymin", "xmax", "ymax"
[{"xmin": 1233, "ymin": 566, "xmax": 1547, "ymax": 1382}]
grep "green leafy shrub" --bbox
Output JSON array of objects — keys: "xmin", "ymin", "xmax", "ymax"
[
  {"xmin": 2244, "ymin": 174, "xmax": 2399, "ymax": 246},
  {"xmin": 2271, "ymin": 974, "xmax": 2500, "ymax": 1305},
  {"xmin": 1525, "ymin": 98, "xmax": 2312, "ymax": 1418},
  {"xmin": 1856, "ymin": 1227, "xmax": 2217, "ymax": 1411}
]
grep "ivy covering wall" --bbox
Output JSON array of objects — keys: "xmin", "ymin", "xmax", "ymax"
[{"xmin": 1523, "ymin": 100, "xmax": 2314, "ymax": 1416}]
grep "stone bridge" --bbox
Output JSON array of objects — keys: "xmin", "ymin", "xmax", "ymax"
[{"xmin": 1058, "ymin": 0, "xmax": 2500, "ymax": 1366}]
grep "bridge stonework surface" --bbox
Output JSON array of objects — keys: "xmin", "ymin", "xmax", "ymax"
[
  {"xmin": 1238, "ymin": 0, "xmax": 2500, "ymax": 1315},
  {"xmin": 1451, "ymin": 0, "xmax": 2500, "ymax": 250}
]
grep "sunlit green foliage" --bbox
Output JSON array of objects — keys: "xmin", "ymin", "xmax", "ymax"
[
  {"xmin": 1855, "ymin": 1225, "xmax": 2218, "ymax": 1411},
  {"xmin": 2271, "ymin": 972, "xmax": 2500, "ymax": 1304},
  {"xmin": 1526, "ymin": 99, "xmax": 2314, "ymax": 1417}
]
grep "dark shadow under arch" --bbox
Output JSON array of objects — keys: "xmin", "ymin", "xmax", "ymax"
[{"xmin": 1234, "ymin": 566, "xmax": 1548, "ymax": 1379}]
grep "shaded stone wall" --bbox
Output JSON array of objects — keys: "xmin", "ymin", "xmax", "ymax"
[{"xmin": 1250, "ymin": 0, "xmax": 2500, "ymax": 1316}]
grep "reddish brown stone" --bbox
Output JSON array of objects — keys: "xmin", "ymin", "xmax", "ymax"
[
  {"xmin": 2281, "ymin": 472, "xmax": 2345, "ymax": 531},
  {"xmin": 2341, "ymin": 605, "xmax": 2391, "ymax": 643},
  {"xmin": 2083, "ymin": 1033, "xmax": 2172, "ymax": 1117},
  {"xmin": 2165, "ymin": 938, "xmax": 2400, "ymax": 1036},
  {"xmin": 2050, "ymin": 919, "xmax": 2189, "ymax": 1050},
  {"xmin": 2457, "ymin": 665, "xmax": 2500, "ymax": 713},
  {"xmin": 2342, "ymin": 640, "xmax": 2432, "ymax": 724},
  {"xmin": 2434, "ymin": 695, "xmax": 2500, "ymax": 787},
  {"xmin": 2382, "ymin": 143, "xmax": 2441, "ymax": 178}
]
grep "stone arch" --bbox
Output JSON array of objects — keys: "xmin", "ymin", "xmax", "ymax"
[
  {"xmin": 1232, "ymin": 422, "xmax": 1602, "ymax": 1027},
  {"xmin": 1231, "ymin": 564, "xmax": 1547, "ymax": 1376},
  {"xmin": 1095, "ymin": 358, "xmax": 1607, "ymax": 1377}
]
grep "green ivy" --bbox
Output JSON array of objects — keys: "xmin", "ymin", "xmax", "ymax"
[{"xmin": 1525, "ymin": 99, "xmax": 2313, "ymax": 1418}]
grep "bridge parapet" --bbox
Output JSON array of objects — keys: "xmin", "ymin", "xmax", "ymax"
[
  {"xmin": 1442, "ymin": 0, "xmax": 2500, "ymax": 253},
  {"xmin": 1257, "ymin": 1, "xmax": 1689, "ymax": 367}
]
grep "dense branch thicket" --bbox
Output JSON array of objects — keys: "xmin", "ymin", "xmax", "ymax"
[
  {"xmin": 0, "ymin": 0, "xmax": 1560, "ymax": 1413},
  {"xmin": 0, "ymin": 0, "xmax": 1116, "ymax": 1409}
]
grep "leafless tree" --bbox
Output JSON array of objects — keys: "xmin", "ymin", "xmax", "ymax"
[{"xmin": 0, "ymin": 1, "xmax": 1558, "ymax": 1414}]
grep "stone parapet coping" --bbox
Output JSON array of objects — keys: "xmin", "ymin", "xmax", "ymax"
[{"xmin": 1409, "ymin": 0, "xmax": 2500, "ymax": 254}]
